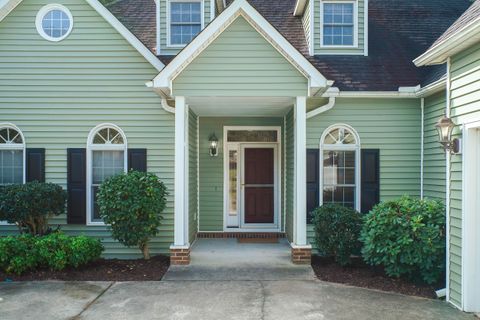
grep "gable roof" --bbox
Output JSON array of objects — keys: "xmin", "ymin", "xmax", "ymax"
[
  {"xmin": 0, "ymin": 0, "xmax": 164, "ymax": 71},
  {"xmin": 151, "ymin": 0, "xmax": 329, "ymax": 97},
  {"xmin": 415, "ymin": 0, "xmax": 480, "ymax": 66}
]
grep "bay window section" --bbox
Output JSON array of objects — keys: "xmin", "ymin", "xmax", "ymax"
[{"xmin": 169, "ymin": 1, "xmax": 202, "ymax": 46}]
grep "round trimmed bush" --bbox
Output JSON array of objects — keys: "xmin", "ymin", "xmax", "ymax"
[
  {"xmin": 360, "ymin": 196, "xmax": 445, "ymax": 284},
  {"xmin": 97, "ymin": 170, "xmax": 167, "ymax": 259},
  {"xmin": 0, "ymin": 181, "xmax": 66, "ymax": 235},
  {"xmin": 312, "ymin": 204, "xmax": 363, "ymax": 266}
]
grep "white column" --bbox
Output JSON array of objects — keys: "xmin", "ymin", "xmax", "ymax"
[
  {"xmin": 173, "ymin": 96, "xmax": 189, "ymax": 247},
  {"xmin": 294, "ymin": 96, "xmax": 308, "ymax": 246}
]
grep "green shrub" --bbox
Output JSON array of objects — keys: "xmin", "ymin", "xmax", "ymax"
[
  {"xmin": 360, "ymin": 196, "xmax": 445, "ymax": 284},
  {"xmin": 312, "ymin": 204, "xmax": 363, "ymax": 266},
  {"xmin": 0, "ymin": 234, "xmax": 37, "ymax": 274},
  {"xmin": 0, "ymin": 233, "xmax": 103, "ymax": 275},
  {"xmin": 0, "ymin": 182, "xmax": 67, "ymax": 235},
  {"xmin": 97, "ymin": 170, "xmax": 167, "ymax": 259}
]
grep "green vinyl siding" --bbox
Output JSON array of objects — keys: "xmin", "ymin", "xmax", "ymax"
[
  {"xmin": 0, "ymin": 0, "xmax": 174, "ymax": 258},
  {"xmin": 448, "ymin": 41, "xmax": 480, "ymax": 307},
  {"xmin": 423, "ymin": 91, "xmax": 446, "ymax": 200},
  {"xmin": 158, "ymin": 0, "xmax": 212, "ymax": 55},
  {"xmin": 189, "ymin": 109, "xmax": 199, "ymax": 243},
  {"xmin": 306, "ymin": 97, "xmax": 421, "ymax": 247},
  {"xmin": 302, "ymin": 0, "xmax": 311, "ymax": 50},
  {"xmin": 198, "ymin": 117, "xmax": 285, "ymax": 232},
  {"xmin": 285, "ymin": 109, "xmax": 295, "ymax": 242},
  {"xmin": 173, "ymin": 16, "xmax": 308, "ymax": 97},
  {"xmin": 314, "ymin": 0, "xmax": 365, "ymax": 55}
]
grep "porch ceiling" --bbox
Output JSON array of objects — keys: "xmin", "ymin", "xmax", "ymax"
[{"xmin": 187, "ymin": 97, "xmax": 294, "ymax": 117}]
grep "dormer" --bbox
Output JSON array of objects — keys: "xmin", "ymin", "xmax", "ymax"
[
  {"xmin": 156, "ymin": 0, "xmax": 218, "ymax": 55},
  {"xmin": 294, "ymin": 0, "xmax": 368, "ymax": 56}
]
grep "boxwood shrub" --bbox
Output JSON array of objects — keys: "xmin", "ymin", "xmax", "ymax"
[
  {"xmin": 360, "ymin": 196, "xmax": 445, "ymax": 284},
  {"xmin": 312, "ymin": 204, "xmax": 363, "ymax": 266},
  {"xmin": 0, "ymin": 232, "xmax": 103, "ymax": 275}
]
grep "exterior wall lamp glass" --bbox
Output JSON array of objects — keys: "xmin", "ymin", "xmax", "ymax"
[
  {"xmin": 209, "ymin": 133, "xmax": 219, "ymax": 157},
  {"xmin": 436, "ymin": 115, "xmax": 460, "ymax": 154}
]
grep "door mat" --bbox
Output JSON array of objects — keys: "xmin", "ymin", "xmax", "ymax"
[{"xmin": 237, "ymin": 238, "xmax": 279, "ymax": 244}]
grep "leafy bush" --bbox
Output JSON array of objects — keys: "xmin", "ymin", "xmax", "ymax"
[
  {"xmin": 0, "ymin": 233, "xmax": 103, "ymax": 275},
  {"xmin": 0, "ymin": 182, "xmax": 67, "ymax": 235},
  {"xmin": 360, "ymin": 196, "xmax": 445, "ymax": 284},
  {"xmin": 312, "ymin": 204, "xmax": 363, "ymax": 266},
  {"xmin": 97, "ymin": 170, "xmax": 167, "ymax": 259}
]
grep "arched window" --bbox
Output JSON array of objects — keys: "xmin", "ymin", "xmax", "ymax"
[
  {"xmin": 0, "ymin": 124, "xmax": 25, "ymax": 185},
  {"xmin": 87, "ymin": 124, "xmax": 127, "ymax": 224},
  {"xmin": 320, "ymin": 124, "xmax": 360, "ymax": 211}
]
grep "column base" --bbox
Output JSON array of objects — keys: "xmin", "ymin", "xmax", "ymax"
[
  {"xmin": 291, "ymin": 244, "xmax": 312, "ymax": 264},
  {"xmin": 170, "ymin": 245, "xmax": 190, "ymax": 265}
]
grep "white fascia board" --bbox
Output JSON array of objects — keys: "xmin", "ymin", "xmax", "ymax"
[
  {"xmin": 0, "ymin": 0, "xmax": 164, "ymax": 71},
  {"xmin": 322, "ymin": 90, "xmax": 417, "ymax": 99},
  {"xmin": 294, "ymin": 0, "xmax": 307, "ymax": 16},
  {"xmin": 153, "ymin": 0, "xmax": 328, "ymax": 94},
  {"xmin": 414, "ymin": 19, "xmax": 480, "ymax": 66},
  {"xmin": 415, "ymin": 77, "xmax": 447, "ymax": 98}
]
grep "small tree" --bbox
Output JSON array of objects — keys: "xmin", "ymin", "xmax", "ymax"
[
  {"xmin": 97, "ymin": 171, "xmax": 167, "ymax": 259},
  {"xmin": 0, "ymin": 182, "xmax": 66, "ymax": 235},
  {"xmin": 312, "ymin": 204, "xmax": 363, "ymax": 266}
]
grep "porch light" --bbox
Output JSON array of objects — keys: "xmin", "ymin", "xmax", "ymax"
[
  {"xmin": 436, "ymin": 115, "xmax": 460, "ymax": 153},
  {"xmin": 209, "ymin": 133, "xmax": 219, "ymax": 157}
]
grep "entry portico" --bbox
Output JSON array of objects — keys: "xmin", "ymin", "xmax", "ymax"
[{"xmin": 150, "ymin": 0, "xmax": 330, "ymax": 264}]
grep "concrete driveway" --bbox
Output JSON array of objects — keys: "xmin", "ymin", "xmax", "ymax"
[{"xmin": 0, "ymin": 280, "xmax": 475, "ymax": 320}]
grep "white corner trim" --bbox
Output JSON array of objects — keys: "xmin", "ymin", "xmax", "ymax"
[
  {"xmin": 153, "ymin": 0, "xmax": 328, "ymax": 95},
  {"xmin": 306, "ymin": 97, "xmax": 336, "ymax": 119},
  {"xmin": 309, "ymin": 0, "xmax": 314, "ymax": 56},
  {"xmin": 420, "ymin": 98, "xmax": 424, "ymax": 199},
  {"xmin": 35, "ymin": 4, "xmax": 73, "ymax": 42},
  {"xmin": 156, "ymin": 0, "xmax": 161, "ymax": 54},
  {"xmin": 294, "ymin": 0, "xmax": 307, "ymax": 16}
]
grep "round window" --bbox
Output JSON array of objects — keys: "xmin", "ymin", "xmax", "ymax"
[{"xmin": 36, "ymin": 4, "xmax": 73, "ymax": 42}]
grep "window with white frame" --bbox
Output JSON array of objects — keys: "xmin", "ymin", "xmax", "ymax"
[
  {"xmin": 0, "ymin": 125, "xmax": 25, "ymax": 186},
  {"xmin": 322, "ymin": 2, "xmax": 355, "ymax": 46},
  {"xmin": 169, "ymin": 0, "xmax": 202, "ymax": 46},
  {"xmin": 35, "ymin": 4, "xmax": 73, "ymax": 42},
  {"xmin": 320, "ymin": 125, "xmax": 360, "ymax": 210},
  {"xmin": 87, "ymin": 125, "xmax": 127, "ymax": 224}
]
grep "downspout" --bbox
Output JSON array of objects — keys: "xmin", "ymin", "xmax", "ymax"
[
  {"xmin": 161, "ymin": 99, "xmax": 176, "ymax": 114},
  {"xmin": 445, "ymin": 57, "xmax": 452, "ymax": 302},
  {"xmin": 306, "ymin": 97, "xmax": 336, "ymax": 119},
  {"xmin": 421, "ymin": 98, "xmax": 424, "ymax": 199}
]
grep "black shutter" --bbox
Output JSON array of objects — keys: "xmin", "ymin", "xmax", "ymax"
[
  {"xmin": 128, "ymin": 149, "xmax": 147, "ymax": 172},
  {"xmin": 26, "ymin": 148, "xmax": 45, "ymax": 182},
  {"xmin": 306, "ymin": 149, "xmax": 319, "ymax": 222},
  {"xmin": 361, "ymin": 149, "xmax": 380, "ymax": 214},
  {"xmin": 67, "ymin": 148, "xmax": 86, "ymax": 224}
]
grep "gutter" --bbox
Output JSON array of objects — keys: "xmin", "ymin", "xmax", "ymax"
[{"xmin": 306, "ymin": 97, "xmax": 336, "ymax": 119}]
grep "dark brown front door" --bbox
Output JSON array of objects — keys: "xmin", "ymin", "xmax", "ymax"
[{"xmin": 244, "ymin": 147, "xmax": 274, "ymax": 224}]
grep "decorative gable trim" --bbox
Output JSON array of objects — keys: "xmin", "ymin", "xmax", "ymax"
[
  {"xmin": 0, "ymin": 0, "xmax": 164, "ymax": 71},
  {"xmin": 152, "ymin": 0, "xmax": 329, "ymax": 97}
]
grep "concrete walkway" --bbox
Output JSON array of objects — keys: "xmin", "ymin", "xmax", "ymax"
[
  {"xmin": 0, "ymin": 280, "xmax": 475, "ymax": 320},
  {"xmin": 163, "ymin": 238, "xmax": 316, "ymax": 281}
]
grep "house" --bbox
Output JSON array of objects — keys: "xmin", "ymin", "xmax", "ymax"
[{"xmin": 0, "ymin": 0, "xmax": 478, "ymax": 312}]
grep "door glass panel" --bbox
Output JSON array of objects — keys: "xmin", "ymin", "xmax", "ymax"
[
  {"xmin": 227, "ymin": 130, "xmax": 277, "ymax": 142},
  {"xmin": 228, "ymin": 149, "xmax": 238, "ymax": 216}
]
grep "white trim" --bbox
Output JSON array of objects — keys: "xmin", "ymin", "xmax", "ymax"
[
  {"xmin": 156, "ymin": 0, "xmax": 161, "ymax": 54},
  {"xmin": 161, "ymin": 98, "xmax": 176, "ymax": 113},
  {"xmin": 420, "ymin": 98, "xmax": 424, "ymax": 199},
  {"xmin": 283, "ymin": 115, "xmax": 287, "ymax": 233},
  {"xmin": 35, "ymin": 4, "xmax": 73, "ymax": 42},
  {"xmin": 320, "ymin": 0, "xmax": 359, "ymax": 49},
  {"xmin": 414, "ymin": 16, "xmax": 480, "ymax": 66},
  {"xmin": 166, "ymin": 0, "xmax": 204, "ymax": 48},
  {"xmin": 309, "ymin": 0, "xmax": 315, "ymax": 56},
  {"xmin": 294, "ymin": 96, "xmax": 308, "ymax": 246},
  {"xmin": 86, "ymin": 123, "xmax": 128, "ymax": 226},
  {"xmin": 222, "ymin": 126, "xmax": 282, "ymax": 232},
  {"xmin": 294, "ymin": 0, "xmax": 308, "ymax": 16},
  {"xmin": 445, "ymin": 57, "xmax": 451, "ymax": 303},
  {"xmin": 416, "ymin": 77, "xmax": 447, "ymax": 98},
  {"xmin": 210, "ymin": 0, "xmax": 215, "ymax": 20},
  {"xmin": 322, "ymin": 89, "xmax": 417, "ymax": 99},
  {"xmin": 319, "ymin": 123, "xmax": 361, "ymax": 212},
  {"xmin": 153, "ymin": 0, "xmax": 328, "ymax": 96},
  {"xmin": 461, "ymin": 119, "xmax": 480, "ymax": 312},
  {"xmin": 306, "ymin": 97, "xmax": 336, "ymax": 119},
  {"xmin": 196, "ymin": 114, "xmax": 200, "ymax": 228},
  {"xmin": 363, "ymin": 0, "xmax": 368, "ymax": 56}
]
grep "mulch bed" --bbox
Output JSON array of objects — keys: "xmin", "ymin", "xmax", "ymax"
[
  {"xmin": 311, "ymin": 256, "xmax": 441, "ymax": 299},
  {"xmin": 0, "ymin": 255, "xmax": 170, "ymax": 282}
]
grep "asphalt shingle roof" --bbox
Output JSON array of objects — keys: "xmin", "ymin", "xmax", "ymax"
[{"xmin": 106, "ymin": 0, "xmax": 472, "ymax": 91}]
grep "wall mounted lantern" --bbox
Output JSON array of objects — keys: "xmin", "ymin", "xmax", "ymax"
[
  {"xmin": 436, "ymin": 115, "xmax": 460, "ymax": 154},
  {"xmin": 209, "ymin": 133, "xmax": 219, "ymax": 157}
]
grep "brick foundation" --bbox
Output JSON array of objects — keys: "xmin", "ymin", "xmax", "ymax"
[
  {"xmin": 170, "ymin": 247, "xmax": 190, "ymax": 265},
  {"xmin": 291, "ymin": 247, "xmax": 312, "ymax": 264}
]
